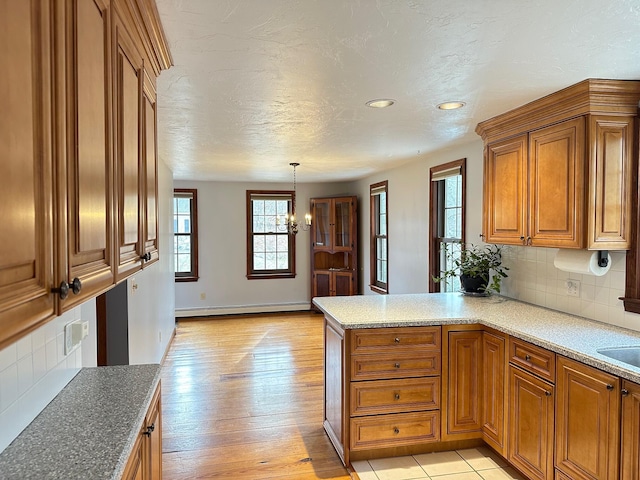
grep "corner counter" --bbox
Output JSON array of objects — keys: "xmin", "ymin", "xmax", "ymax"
[
  {"xmin": 313, "ymin": 293, "xmax": 640, "ymax": 383},
  {"xmin": 0, "ymin": 364, "xmax": 161, "ymax": 479}
]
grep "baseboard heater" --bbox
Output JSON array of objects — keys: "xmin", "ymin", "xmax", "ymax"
[{"xmin": 175, "ymin": 302, "xmax": 312, "ymax": 318}]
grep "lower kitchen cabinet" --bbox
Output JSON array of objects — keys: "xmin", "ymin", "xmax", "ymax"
[
  {"xmin": 122, "ymin": 382, "xmax": 163, "ymax": 480},
  {"xmin": 481, "ymin": 330, "xmax": 506, "ymax": 455},
  {"xmin": 555, "ymin": 356, "xmax": 620, "ymax": 480},
  {"xmin": 314, "ymin": 270, "xmax": 355, "ymax": 297},
  {"xmin": 621, "ymin": 380, "xmax": 640, "ymax": 479},
  {"xmin": 508, "ymin": 365, "xmax": 554, "ymax": 480}
]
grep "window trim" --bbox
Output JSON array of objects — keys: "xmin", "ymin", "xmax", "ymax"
[
  {"xmin": 370, "ymin": 180, "xmax": 388, "ymax": 294},
  {"xmin": 246, "ymin": 190, "xmax": 296, "ymax": 280},
  {"xmin": 174, "ymin": 188, "xmax": 199, "ymax": 282},
  {"xmin": 429, "ymin": 158, "xmax": 466, "ymax": 293}
]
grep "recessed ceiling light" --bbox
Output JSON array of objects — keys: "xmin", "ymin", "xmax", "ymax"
[
  {"xmin": 366, "ymin": 99, "xmax": 395, "ymax": 108},
  {"xmin": 437, "ymin": 101, "xmax": 466, "ymax": 110}
]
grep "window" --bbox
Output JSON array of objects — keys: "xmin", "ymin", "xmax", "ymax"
[
  {"xmin": 429, "ymin": 159, "xmax": 466, "ymax": 293},
  {"xmin": 370, "ymin": 181, "xmax": 388, "ymax": 293},
  {"xmin": 246, "ymin": 190, "xmax": 296, "ymax": 279},
  {"xmin": 174, "ymin": 189, "xmax": 198, "ymax": 282}
]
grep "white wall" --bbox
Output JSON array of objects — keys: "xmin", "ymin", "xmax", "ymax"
[
  {"xmin": 128, "ymin": 158, "xmax": 176, "ymax": 364},
  {"xmin": 173, "ymin": 180, "xmax": 353, "ymax": 315}
]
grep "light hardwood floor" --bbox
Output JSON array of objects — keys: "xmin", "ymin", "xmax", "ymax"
[{"xmin": 161, "ymin": 312, "xmax": 352, "ymax": 479}]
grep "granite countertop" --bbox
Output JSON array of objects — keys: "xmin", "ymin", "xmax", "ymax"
[
  {"xmin": 313, "ymin": 293, "xmax": 640, "ymax": 384},
  {"xmin": 0, "ymin": 364, "xmax": 161, "ymax": 480}
]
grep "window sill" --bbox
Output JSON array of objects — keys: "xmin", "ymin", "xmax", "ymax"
[
  {"xmin": 369, "ymin": 284, "xmax": 388, "ymax": 295},
  {"xmin": 247, "ymin": 273, "xmax": 296, "ymax": 280},
  {"xmin": 175, "ymin": 276, "xmax": 199, "ymax": 283}
]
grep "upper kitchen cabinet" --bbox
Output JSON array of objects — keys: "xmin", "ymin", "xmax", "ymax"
[
  {"xmin": 54, "ymin": 0, "xmax": 115, "ymax": 312},
  {"xmin": 477, "ymin": 79, "xmax": 640, "ymax": 250},
  {"xmin": 141, "ymin": 69, "xmax": 159, "ymax": 265},
  {"xmin": 311, "ymin": 196, "xmax": 358, "ymax": 299},
  {"xmin": 0, "ymin": 0, "xmax": 56, "ymax": 349}
]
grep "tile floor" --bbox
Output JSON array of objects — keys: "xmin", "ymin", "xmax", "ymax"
[{"xmin": 351, "ymin": 447, "xmax": 526, "ymax": 480}]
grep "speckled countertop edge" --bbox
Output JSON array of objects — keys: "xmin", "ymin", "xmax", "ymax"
[
  {"xmin": 0, "ymin": 364, "xmax": 161, "ymax": 480},
  {"xmin": 313, "ymin": 293, "xmax": 640, "ymax": 384}
]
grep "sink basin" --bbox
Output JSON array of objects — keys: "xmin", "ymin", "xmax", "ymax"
[{"xmin": 597, "ymin": 346, "xmax": 640, "ymax": 368}]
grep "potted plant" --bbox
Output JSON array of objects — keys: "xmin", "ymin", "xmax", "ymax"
[{"xmin": 433, "ymin": 243, "xmax": 509, "ymax": 294}]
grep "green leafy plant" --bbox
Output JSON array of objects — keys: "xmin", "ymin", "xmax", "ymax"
[{"xmin": 433, "ymin": 243, "xmax": 509, "ymax": 294}]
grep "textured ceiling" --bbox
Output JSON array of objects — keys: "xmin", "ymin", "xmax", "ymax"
[{"xmin": 155, "ymin": 0, "xmax": 640, "ymax": 182}]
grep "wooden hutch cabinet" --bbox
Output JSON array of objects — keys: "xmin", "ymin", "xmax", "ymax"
[{"xmin": 311, "ymin": 196, "xmax": 358, "ymax": 298}]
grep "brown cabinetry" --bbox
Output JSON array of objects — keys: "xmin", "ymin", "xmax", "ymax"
[
  {"xmin": 481, "ymin": 331, "xmax": 506, "ymax": 455},
  {"xmin": 477, "ymin": 79, "xmax": 640, "ymax": 250},
  {"xmin": 555, "ymin": 356, "xmax": 620, "ymax": 480},
  {"xmin": 122, "ymin": 382, "xmax": 162, "ymax": 480},
  {"xmin": 311, "ymin": 196, "xmax": 358, "ymax": 299},
  {"xmin": 0, "ymin": 0, "xmax": 170, "ymax": 350},
  {"xmin": 621, "ymin": 380, "xmax": 640, "ymax": 479}
]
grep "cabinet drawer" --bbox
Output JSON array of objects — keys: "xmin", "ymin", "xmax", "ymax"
[
  {"xmin": 509, "ymin": 338, "xmax": 555, "ymax": 383},
  {"xmin": 350, "ymin": 377, "xmax": 440, "ymax": 416},
  {"xmin": 351, "ymin": 352, "xmax": 441, "ymax": 381},
  {"xmin": 350, "ymin": 411, "xmax": 440, "ymax": 451},
  {"xmin": 351, "ymin": 327, "xmax": 441, "ymax": 354}
]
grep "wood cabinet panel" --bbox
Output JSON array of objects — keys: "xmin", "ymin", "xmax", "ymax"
[
  {"xmin": 141, "ymin": 69, "xmax": 159, "ymax": 264},
  {"xmin": 122, "ymin": 433, "xmax": 144, "ymax": 480},
  {"xmin": 445, "ymin": 330, "xmax": 482, "ymax": 437},
  {"xmin": 350, "ymin": 411, "xmax": 439, "ymax": 451},
  {"xmin": 0, "ymin": 0, "xmax": 55, "ymax": 349},
  {"xmin": 350, "ymin": 378, "xmax": 439, "ymax": 416},
  {"xmin": 588, "ymin": 116, "xmax": 633, "ymax": 249},
  {"xmin": 483, "ymin": 135, "xmax": 527, "ymax": 244},
  {"xmin": 481, "ymin": 331, "xmax": 506, "ymax": 454},
  {"xmin": 529, "ymin": 117, "xmax": 585, "ymax": 248},
  {"xmin": 508, "ymin": 366, "xmax": 554, "ymax": 480},
  {"xmin": 509, "ymin": 337, "xmax": 556, "ymax": 383},
  {"xmin": 621, "ymin": 380, "xmax": 640, "ymax": 480},
  {"xmin": 351, "ymin": 327, "xmax": 440, "ymax": 353},
  {"xmin": 114, "ymin": 15, "xmax": 143, "ymax": 282},
  {"xmin": 324, "ymin": 321, "xmax": 346, "ymax": 462},
  {"xmin": 56, "ymin": 0, "xmax": 115, "ymax": 311},
  {"xmin": 351, "ymin": 352, "xmax": 440, "ymax": 381},
  {"xmin": 145, "ymin": 383, "xmax": 162, "ymax": 479},
  {"xmin": 555, "ymin": 356, "xmax": 620, "ymax": 480}
]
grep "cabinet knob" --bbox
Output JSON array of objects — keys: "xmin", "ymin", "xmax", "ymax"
[
  {"xmin": 394, "ymin": 393, "xmax": 400, "ymax": 400},
  {"xmin": 70, "ymin": 277, "xmax": 82, "ymax": 295},
  {"xmin": 622, "ymin": 388, "xmax": 629, "ymax": 397},
  {"xmin": 393, "ymin": 427, "xmax": 400, "ymax": 435},
  {"xmin": 527, "ymin": 236, "xmax": 532, "ymax": 246},
  {"xmin": 394, "ymin": 363, "xmax": 400, "ymax": 369},
  {"xmin": 394, "ymin": 337, "xmax": 400, "ymax": 343},
  {"xmin": 606, "ymin": 384, "xmax": 614, "ymax": 391},
  {"xmin": 52, "ymin": 281, "xmax": 70, "ymax": 300},
  {"xmin": 545, "ymin": 390, "xmax": 551, "ymax": 397},
  {"xmin": 140, "ymin": 252, "xmax": 151, "ymax": 262},
  {"xmin": 525, "ymin": 354, "xmax": 531, "ymax": 361},
  {"xmin": 143, "ymin": 423, "xmax": 155, "ymax": 436},
  {"xmin": 520, "ymin": 236, "xmax": 525, "ymax": 241}
]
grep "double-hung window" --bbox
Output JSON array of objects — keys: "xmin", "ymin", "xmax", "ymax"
[
  {"xmin": 370, "ymin": 181, "xmax": 388, "ymax": 293},
  {"xmin": 246, "ymin": 190, "xmax": 296, "ymax": 279},
  {"xmin": 429, "ymin": 159, "xmax": 466, "ymax": 292},
  {"xmin": 174, "ymin": 189, "xmax": 199, "ymax": 282}
]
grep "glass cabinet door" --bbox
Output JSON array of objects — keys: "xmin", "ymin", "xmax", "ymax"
[
  {"xmin": 333, "ymin": 199, "xmax": 352, "ymax": 249},
  {"xmin": 313, "ymin": 199, "xmax": 331, "ymax": 248}
]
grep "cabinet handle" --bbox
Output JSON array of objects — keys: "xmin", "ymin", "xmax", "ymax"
[
  {"xmin": 393, "ymin": 427, "xmax": 400, "ymax": 435},
  {"xmin": 527, "ymin": 236, "xmax": 532, "ymax": 246},
  {"xmin": 520, "ymin": 236, "xmax": 525, "ymax": 242},
  {"xmin": 606, "ymin": 384, "xmax": 614, "ymax": 391},
  {"xmin": 394, "ymin": 337, "xmax": 400, "ymax": 343},
  {"xmin": 394, "ymin": 393, "xmax": 400, "ymax": 400},
  {"xmin": 394, "ymin": 363, "xmax": 401, "ymax": 369},
  {"xmin": 525, "ymin": 354, "xmax": 531, "ymax": 361},
  {"xmin": 140, "ymin": 252, "xmax": 151, "ymax": 262},
  {"xmin": 622, "ymin": 388, "xmax": 629, "ymax": 396},
  {"xmin": 143, "ymin": 423, "xmax": 155, "ymax": 436},
  {"xmin": 545, "ymin": 390, "xmax": 551, "ymax": 397},
  {"xmin": 52, "ymin": 278, "xmax": 82, "ymax": 300}
]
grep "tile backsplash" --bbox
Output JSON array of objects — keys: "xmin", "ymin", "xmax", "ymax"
[
  {"xmin": 0, "ymin": 305, "xmax": 93, "ymax": 453},
  {"xmin": 499, "ymin": 246, "xmax": 639, "ymax": 332}
]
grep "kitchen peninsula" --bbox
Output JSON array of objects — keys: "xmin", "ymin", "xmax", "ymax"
[{"xmin": 314, "ymin": 293, "xmax": 640, "ymax": 479}]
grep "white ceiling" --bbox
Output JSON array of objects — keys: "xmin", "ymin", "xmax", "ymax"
[{"xmin": 155, "ymin": 0, "xmax": 640, "ymax": 183}]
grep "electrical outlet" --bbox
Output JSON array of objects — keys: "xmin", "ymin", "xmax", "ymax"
[
  {"xmin": 200, "ymin": 292, "xmax": 206, "ymax": 300},
  {"xmin": 566, "ymin": 279, "xmax": 580, "ymax": 297}
]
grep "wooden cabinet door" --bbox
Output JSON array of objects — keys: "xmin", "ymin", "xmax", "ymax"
[
  {"xmin": 588, "ymin": 115, "xmax": 633, "ymax": 249},
  {"xmin": 113, "ymin": 15, "xmax": 143, "ymax": 282},
  {"xmin": 312, "ymin": 198, "xmax": 332, "ymax": 251},
  {"xmin": 508, "ymin": 366, "xmax": 554, "ymax": 480},
  {"xmin": 144, "ymin": 384, "xmax": 162, "ymax": 480},
  {"xmin": 555, "ymin": 356, "xmax": 620, "ymax": 480},
  {"xmin": 313, "ymin": 271, "xmax": 331, "ymax": 297},
  {"xmin": 0, "ymin": 0, "xmax": 55, "ymax": 349},
  {"xmin": 481, "ymin": 331, "xmax": 505, "ymax": 455},
  {"xmin": 324, "ymin": 320, "xmax": 347, "ymax": 464},
  {"xmin": 141, "ymin": 69, "xmax": 159, "ymax": 265},
  {"xmin": 483, "ymin": 135, "xmax": 527, "ymax": 245},
  {"xmin": 332, "ymin": 197, "xmax": 354, "ymax": 252},
  {"xmin": 333, "ymin": 272, "xmax": 353, "ymax": 296},
  {"xmin": 621, "ymin": 380, "xmax": 640, "ymax": 480},
  {"xmin": 529, "ymin": 117, "xmax": 585, "ymax": 248},
  {"xmin": 122, "ymin": 432, "xmax": 144, "ymax": 480},
  {"xmin": 56, "ymin": 0, "xmax": 114, "ymax": 311},
  {"xmin": 444, "ymin": 330, "xmax": 482, "ymax": 439}
]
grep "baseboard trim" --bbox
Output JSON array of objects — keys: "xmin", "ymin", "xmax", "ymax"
[
  {"xmin": 175, "ymin": 302, "xmax": 312, "ymax": 318},
  {"xmin": 160, "ymin": 327, "xmax": 176, "ymax": 365}
]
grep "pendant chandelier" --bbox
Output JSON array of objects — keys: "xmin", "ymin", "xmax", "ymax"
[{"xmin": 277, "ymin": 162, "xmax": 311, "ymax": 234}]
